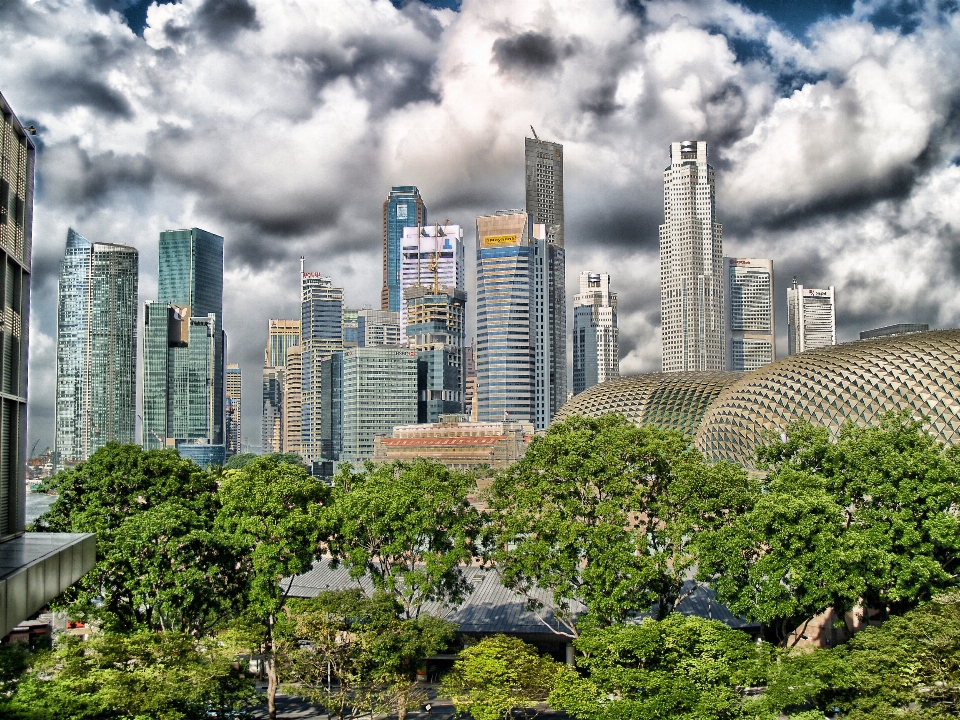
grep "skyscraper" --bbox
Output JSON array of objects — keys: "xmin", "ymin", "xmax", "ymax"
[
  {"xmin": 723, "ymin": 258, "xmax": 775, "ymax": 371},
  {"xmin": 660, "ymin": 140, "xmax": 724, "ymax": 372},
  {"xmin": 404, "ymin": 284, "xmax": 466, "ymax": 422},
  {"xmin": 142, "ymin": 228, "xmax": 225, "ymax": 453},
  {"xmin": 225, "ymin": 363, "xmax": 241, "ymax": 456},
  {"xmin": 787, "ymin": 279, "xmax": 836, "ymax": 354},
  {"xmin": 464, "ymin": 342, "xmax": 477, "ymax": 421},
  {"xmin": 382, "ymin": 186, "xmax": 426, "ymax": 313},
  {"xmin": 55, "ymin": 229, "xmax": 138, "ymax": 463},
  {"xmin": 300, "ymin": 265, "xmax": 343, "ymax": 461},
  {"xmin": 322, "ymin": 347, "xmax": 418, "ymax": 462},
  {"xmin": 400, "ymin": 223, "xmax": 465, "ymax": 338},
  {"xmin": 573, "ymin": 272, "xmax": 618, "ymax": 395},
  {"xmin": 358, "ymin": 309, "xmax": 400, "ymax": 346},
  {"xmin": 525, "ymin": 136, "xmax": 567, "ymax": 427},
  {"xmin": 261, "ymin": 319, "xmax": 299, "ymax": 454},
  {"xmin": 476, "ymin": 212, "xmax": 535, "ymax": 424},
  {"xmin": 266, "ymin": 319, "xmax": 300, "ymax": 367},
  {"xmin": 283, "ymin": 345, "xmax": 303, "ymax": 455}
]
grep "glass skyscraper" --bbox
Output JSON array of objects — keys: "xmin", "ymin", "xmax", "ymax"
[
  {"xmin": 476, "ymin": 212, "xmax": 535, "ymax": 424},
  {"xmin": 724, "ymin": 258, "xmax": 775, "ymax": 371},
  {"xmin": 261, "ymin": 319, "xmax": 299, "ymax": 453},
  {"xmin": 142, "ymin": 228, "xmax": 225, "ymax": 453},
  {"xmin": 300, "ymin": 266, "xmax": 343, "ymax": 461},
  {"xmin": 321, "ymin": 347, "xmax": 417, "ymax": 462},
  {"xmin": 381, "ymin": 186, "xmax": 426, "ymax": 313},
  {"xmin": 225, "ymin": 363, "xmax": 241, "ymax": 456},
  {"xmin": 55, "ymin": 229, "xmax": 138, "ymax": 463}
]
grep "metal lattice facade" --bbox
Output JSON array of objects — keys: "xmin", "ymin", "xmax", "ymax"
[
  {"xmin": 553, "ymin": 372, "xmax": 744, "ymax": 438},
  {"xmin": 554, "ymin": 330, "xmax": 960, "ymax": 468}
]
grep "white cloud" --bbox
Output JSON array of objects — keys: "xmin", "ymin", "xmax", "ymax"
[{"xmin": 2, "ymin": 0, "xmax": 960, "ymax": 448}]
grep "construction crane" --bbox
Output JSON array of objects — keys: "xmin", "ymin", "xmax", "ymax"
[
  {"xmin": 530, "ymin": 125, "xmax": 539, "ymax": 140},
  {"xmin": 29, "ymin": 439, "xmax": 39, "ymax": 459}
]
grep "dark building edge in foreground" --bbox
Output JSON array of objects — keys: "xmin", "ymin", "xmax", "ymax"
[{"xmin": 0, "ymin": 89, "xmax": 94, "ymax": 637}]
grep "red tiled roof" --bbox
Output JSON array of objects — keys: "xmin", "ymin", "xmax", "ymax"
[{"xmin": 380, "ymin": 436, "xmax": 506, "ymax": 447}]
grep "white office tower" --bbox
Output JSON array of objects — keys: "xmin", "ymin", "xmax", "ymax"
[
  {"xmin": 660, "ymin": 141, "xmax": 724, "ymax": 372},
  {"xmin": 787, "ymin": 278, "xmax": 836, "ymax": 354},
  {"xmin": 399, "ymin": 224, "xmax": 464, "ymax": 338},
  {"xmin": 573, "ymin": 272, "xmax": 618, "ymax": 395},
  {"xmin": 723, "ymin": 258, "xmax": 775, "ymax": 371}
]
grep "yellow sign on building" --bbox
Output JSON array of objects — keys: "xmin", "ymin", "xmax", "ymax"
[{"xmin": 483, "ymin": 234, "xmax": 518, "ymax": 246}]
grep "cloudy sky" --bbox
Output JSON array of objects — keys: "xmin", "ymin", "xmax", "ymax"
[{"xmin": 3, "ymin": 0, "xmax": 960, "ymax": 452}]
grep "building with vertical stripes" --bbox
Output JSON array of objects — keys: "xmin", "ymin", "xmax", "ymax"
[
  {"xmin": 55, "ymin": 229, "xmax": 138, "ymax": 463},
  {"xmin": 723, "ymin": 257, "xmax": 775, "ymax": 371},
  {"xmin": 382, "ymin": 186, "xmax": 426, "ymax": 313},
  {"xmin": 787, "ymin": 279, "xmax": 836, "ymax": 354},
  {"xmin": 573, "ymin": 272, "xmax": 618, "ymax": 395},
  {"xmin": 300, "ymin": 265, "xmax": 343, "ymax": 461},
  {"xmin": 660, "ymin": 141, "xmax": 724, "ymax": 372}
]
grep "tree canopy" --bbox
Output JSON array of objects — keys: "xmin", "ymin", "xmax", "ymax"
[
  {"xmin": 324, "ymin": 459, "xmax": 482, "ymax": 618},
  {"xmin": 695, "ymin": 412, "xmax": 960, "ymax": 643},
  {"xmin": 485, "ymin": 415, "xmax": 742, "ymax": 632},
  {"xmin": 34, "ymin": 443, "xmax": 234, "ymax": 633}
]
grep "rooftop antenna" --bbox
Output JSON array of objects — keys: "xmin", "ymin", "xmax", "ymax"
[{"xmin": 529, "ymin": 125, "xmax": 539, "ymax": 140}]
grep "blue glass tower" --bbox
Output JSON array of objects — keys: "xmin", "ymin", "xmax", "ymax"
[
  {"xmin": 381, "ymin": 186, "xmax": 426, "ymax": 313},
  {"xmin": 300, "ymin": 267, "xmax": 343, "ymax": 461},
  {"xmin": 142, "ymin": 228, "xmax": 225, "ymax": 456}
]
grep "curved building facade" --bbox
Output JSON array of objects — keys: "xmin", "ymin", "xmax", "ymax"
[
  {"xmin": 552, "ymin": 372, "xmax": 744, "ymax": 437},
  {"xmin": 554, "ymin": 330, "xmax": 960, "ymax": 465}
]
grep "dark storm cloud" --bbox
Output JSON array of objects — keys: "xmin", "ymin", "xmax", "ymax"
[
  {"xmin": 291, "ymin": 38, "xmax": 440, "ymax": 115},
  {"xmin": 492, "ymin": 31, "xmax": 578, "ymax": 75},
  {"xmin": 38, "ymin": 140, "xmax": 155, "ymax": 206},
  {"xmin": 196, "ymin": 0, "xmax": 260, "ymax": 43},
  {"xmin": 579, "ymin": 82, "xmax": 622, "ymax": 117},
  {"xmin": 39, "ymin": 75, "xmax": 132, "ymax": 118}
]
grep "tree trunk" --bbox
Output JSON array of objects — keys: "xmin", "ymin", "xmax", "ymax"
[{"xmin": 267, "ymin": 614, "xmax": 278, "ymax": 720}]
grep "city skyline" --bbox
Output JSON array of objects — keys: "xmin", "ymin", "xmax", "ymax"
[{"xmin": 6, "ymin": 0, "xmax": 960, "ymax": 450}]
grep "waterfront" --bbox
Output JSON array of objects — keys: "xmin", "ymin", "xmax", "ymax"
[{"xmin": 26, "ymin": 491, "xmax": 55, "ymax": 524}]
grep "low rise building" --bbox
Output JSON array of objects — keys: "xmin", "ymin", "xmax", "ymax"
[{"xmin": 373, "ymin": 416, "xmax": 531, "ymax": 471}]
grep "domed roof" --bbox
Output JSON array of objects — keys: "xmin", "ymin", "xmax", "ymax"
[
  {"xmin": 695, "ymin": 329, "xmax": 960, "ymax": 463},
  {"xmin": 553, "ymin": 372, "xmax": 745, "ymax": 438}
]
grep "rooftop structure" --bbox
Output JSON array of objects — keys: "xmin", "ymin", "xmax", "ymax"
[
  {"xmin": 859, "ymin": 323, "xmax": 929, "ymax": 340},
  {"xmin": 372, "ymin": 417, "xmax": 531, "ymax": 471}
]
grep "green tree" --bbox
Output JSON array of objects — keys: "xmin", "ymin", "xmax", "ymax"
[
  {"xmin": 223, "ymin": 452, "xmax": 259, "ymax": 470},
  {"xmin": 762, "ymin": 592, "xmax": 960, "ymax": 719},
  {"xmin": 486, "ymin": 415, "xmax": 733, "ymax": 633},
  {"xmin": 550, "ymin": 614, "xmax": 774, "ymax": 720},
  {"xmin": 695, "ymin": 412, "xmax": 960, "ymax": 643},
  {"xmin": 282, "ymin": 590, "xmax": 454, "ymax": 720},
  {"xmin": 442, "ymin": 635, "xmax": 564, "ymax": 720},
  {"xmin": 324, "ymin": 459, "xmax": 482, "ymax": 619},
  {"xmin": 0, "ymin": 631, "xmax": 256, "ymax": 720},
  {"xmin": 34, "ymin": 443, "xmax": 233, "ymax": 633},
  {"xmin": 215, "ymin": 455, "xmax": 329, "ymax": 720}
]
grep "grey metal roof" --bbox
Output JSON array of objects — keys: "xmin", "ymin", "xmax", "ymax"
[{"xmin": 285, "ymin": 562, "xmax": 756, "ymax": 636}]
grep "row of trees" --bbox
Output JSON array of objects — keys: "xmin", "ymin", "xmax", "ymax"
[
  {"xmin": 3, "ymin": 409, "xmax": 959, "ymax": 718},
  {"xmin": 446, "ymin": 592, "xmax": 960, "ymax": 720}
]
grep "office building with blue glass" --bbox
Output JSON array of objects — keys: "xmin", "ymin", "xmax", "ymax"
[
  {"xmin": 142, "ymin": 228, "xmax": 226, "ymax": 462},
  {"xmin": 55, "ymin": 229, "xmax": 138, "ymax": 464},
  {"xmin": 381, "ymin": 186, "xmax": 426, "ymax": 313}
]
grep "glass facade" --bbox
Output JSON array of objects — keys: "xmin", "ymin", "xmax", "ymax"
[
  {"xmin": 225, "ymin": 363, "xmax": 241, "ymax": 456},
  {"xmin": 404, "ymin": 285, "xmax": 466, "ymax": 422},
  {"xmin": 381, "ymin": 186, "xmax": 426, "ymax": 313},
  {"xmin": 337, "ymin": 347, "xmax": 417, "ymax": 461},
  {"xmin": 300, "ymin": 271, "xmax": 343, "ymax": 461},
  {"xmin": 55, "ymin": 229, "xmax": 138, "ymax": 463},
  {"xmin": 476, "ymin": 213, "xmax": 535, "ymax": 424},
  {"xmin": 142, "ymin": 228, "xmax": 225, "ymax": 449},
  {"xmin": 724, "ymin": 258, "xmax": 775, "ymax": 372}
]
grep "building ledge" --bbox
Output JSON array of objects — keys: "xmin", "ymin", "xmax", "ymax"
[{"xmin": 0, "ymin": 532, "xmax": 96, "ymax": 637}]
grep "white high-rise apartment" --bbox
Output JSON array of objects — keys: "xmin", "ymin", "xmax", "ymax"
[
  {"xmin": 723, "ymin": 258, "xmax": 775, "ymax": 371},
  {"xmin": 787, "ymin": 279, "xmax": 836, "ymax": 354},
  {"xmin": 573, "ymin": 272, "xmax": 618, "ymax": 395},
  {"xmin": 660, "ymin": 141, "xmax": 724, "ymax": 372}
]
